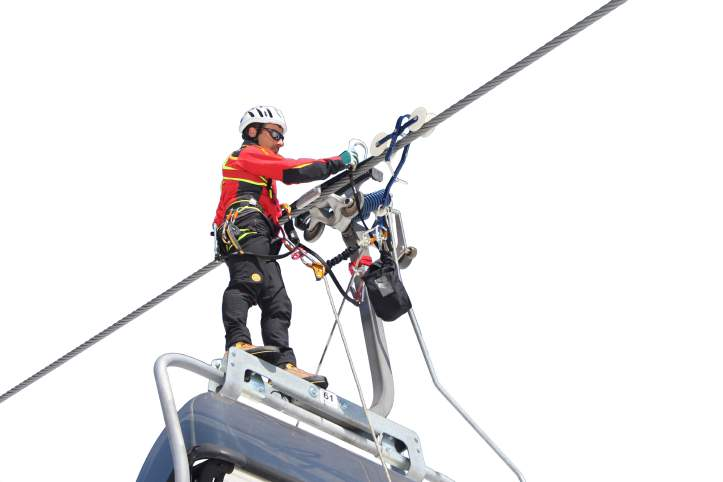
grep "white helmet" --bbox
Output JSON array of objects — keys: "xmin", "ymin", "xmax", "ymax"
[{"xmin": 239, "ymin": 105, "xmax": 287, "ymax": 136}]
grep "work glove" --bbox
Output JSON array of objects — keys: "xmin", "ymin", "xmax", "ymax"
[{"xmin": 339, "ymin": 150, "xmax": 358, "ymax": 170}]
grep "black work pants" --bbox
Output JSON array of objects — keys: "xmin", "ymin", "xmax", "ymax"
[{"xmin": 222, "ymin": 235, "xmax": 296, "ymax": 365}]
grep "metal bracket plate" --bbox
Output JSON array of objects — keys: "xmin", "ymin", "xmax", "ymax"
[{"xmin": 217, "ymin": 347, "xmax": 427, "ymax": 480}]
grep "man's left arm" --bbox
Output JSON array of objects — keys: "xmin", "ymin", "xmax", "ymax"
[
  {"xmin": 242, "ymin": 146, "xmax": 353, "ymax": 184},
  {"xmin": 281, "ymin": 155, "xmax": 348, "ymax": 184}
]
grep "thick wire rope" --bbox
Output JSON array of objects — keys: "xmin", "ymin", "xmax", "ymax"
[
  {"xmin": 0, "ymin": 260, "xmax": 222, "ymax": 405},
  {"xmin": 400, "ymin": 0, "xmax": 629, "ymax": 145},
  {"xmin": 322, "ymin": 276, "xmax": 393, "ymax": 482},
  {"xmin": 1, "ymin": 0, "xmax": 629, "ymax": 409},
  {"xmin": 283, "ymin": 0, "xmax": 628, "ymax": 222}
]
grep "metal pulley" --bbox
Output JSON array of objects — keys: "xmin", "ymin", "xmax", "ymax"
[
  {"xmin": 304, "ymin": 221, "xmax": 325, "ymax": 242},
  {"xmin": 370, "ymin": 107, "xmax": 434, "ymax": 157}
]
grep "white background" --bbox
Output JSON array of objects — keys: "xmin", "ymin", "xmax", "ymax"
[{"xmin": 1, "ymin": 1, "xmax": 721, "ymax": 481}]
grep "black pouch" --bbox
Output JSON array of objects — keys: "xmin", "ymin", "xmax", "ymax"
[{"xmin": 363, "ymin": 252, "xmax": 412, "ymax": 321}]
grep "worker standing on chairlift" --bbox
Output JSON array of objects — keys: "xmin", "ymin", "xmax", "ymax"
[{"xmin": 213, "ymin": 105, "xmax": 357, "ymax": 389}]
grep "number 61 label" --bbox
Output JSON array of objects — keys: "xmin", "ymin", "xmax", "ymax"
[{"xmin": 321, "ymin": 389, "xmax": 342, "ymax": 413}]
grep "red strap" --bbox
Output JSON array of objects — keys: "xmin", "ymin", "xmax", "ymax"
[{"xmin": 349, "ymin": 255, "xmax": 373, "ymax": 274}]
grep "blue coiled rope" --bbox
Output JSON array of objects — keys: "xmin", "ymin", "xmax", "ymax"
[{"xmin": 357, "ymin": 189, "xmax": 389, "ymax": 221}]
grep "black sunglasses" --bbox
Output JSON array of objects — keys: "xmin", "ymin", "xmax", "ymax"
[{"xmin": 262, "ymin": 127, "xmax": 284, "ymax": 141}]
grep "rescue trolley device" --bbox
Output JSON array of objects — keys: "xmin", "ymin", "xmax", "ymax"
[{"xmin": 138, "ymin": 112, "xmax": 523, "ymax": 482}]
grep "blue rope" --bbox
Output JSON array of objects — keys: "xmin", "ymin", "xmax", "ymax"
[
  {"xmin": 382, "ymin": 144, "xmax": 409, "ymax": 207},
  {"xmin": 358, "ymin": 113, "xmax": 420, "ymax": 228},
  {"xmin": 357, "ymin": 189, "xmax": 388, "ymax": 221},
  {"xmin": 381, "ymin": 114, "xmax": 415, "ymax": 207}
]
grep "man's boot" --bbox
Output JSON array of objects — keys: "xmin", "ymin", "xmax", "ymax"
[
  {"xmin": 280, "ymin": 362, "xmax": 329, "ymax": 389},
  {"xmin": 233, "ymin": 342, "xmax": 280, "ymax": 363}
]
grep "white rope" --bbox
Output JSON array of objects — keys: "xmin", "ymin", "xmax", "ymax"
[
  {"xmin": 314, "ymin": 276, "xmax": 355, "ymax": 374},
  {"xmin": 321, "ymin": 276, "xmax": 393, "ymax": 482}
]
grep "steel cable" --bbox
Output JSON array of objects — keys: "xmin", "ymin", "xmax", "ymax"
[
  {"xmin": 283, "ymin": 0, "xmax": 628, "ymax": 222},
  {"xmin": 1, "ymin": 0, "xmax": 628, "ymax": 407},
  {"xmin": 0, "ymin": 260, "xmax": 222, "ymax": 405}
]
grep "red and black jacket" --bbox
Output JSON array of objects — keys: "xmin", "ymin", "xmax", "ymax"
[{"xmin": 214, "ymin": 143, "xmax": 346, "ymax": 228}]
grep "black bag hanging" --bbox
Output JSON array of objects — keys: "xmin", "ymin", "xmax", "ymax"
[{"xmin": 363, "ymin": 251, "xmax": 412, "ymax": 321}]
